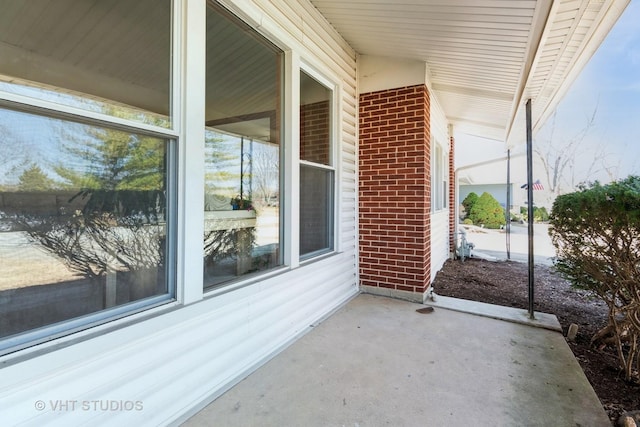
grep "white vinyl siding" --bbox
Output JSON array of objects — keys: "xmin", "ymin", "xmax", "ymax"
[
  {"xmin": 430, "ymin": 90, "xmax": 450, "ymax": 278},
  {"xmin": 430, "ymin": 210, "xmax": 449, "ymax": 281}
]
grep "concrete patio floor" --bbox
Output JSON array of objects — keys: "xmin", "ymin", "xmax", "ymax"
[{"xmin": 183, "ymin": 294, "xmax": 609, "ymax": 427}]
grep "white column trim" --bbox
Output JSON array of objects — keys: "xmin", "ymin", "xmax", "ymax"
[
  {"xmin": 178, "ymin": 0, "xmax": 206, "ymax": 304},
  {"xmin": 283, "ymin": 50, "xmax": 300, "ymax": 268}
]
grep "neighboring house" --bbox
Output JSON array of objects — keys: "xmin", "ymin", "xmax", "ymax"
[
  {"xmin": 456, "ymin": 149, "xmax": 552, "ymax": 215},
  {"xmin": 0, "ymin": 0, "xmax": 628, "ymax": 424},
  {"xmin": 457, "ymin": 158, "xmax": 521, "ymax": 214}
]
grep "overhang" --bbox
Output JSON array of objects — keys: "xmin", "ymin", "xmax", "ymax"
[{"xmin": 310, "ymin": 0, "xmax": 629, "ymax": 146}]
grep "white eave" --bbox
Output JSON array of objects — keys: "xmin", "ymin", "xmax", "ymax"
[{"xmin": 309, "ymin": 0, "xmax": 630, "ymax": 146}]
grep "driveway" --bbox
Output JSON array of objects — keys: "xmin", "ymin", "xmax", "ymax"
[{"xmin": 462, "ymin": 223, "xmax": 556, "ymax": 265}]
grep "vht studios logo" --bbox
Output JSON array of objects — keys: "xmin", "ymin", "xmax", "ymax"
[{"xmin": 35, "ymin": 399, "xmax": 144, "ymax": 412}]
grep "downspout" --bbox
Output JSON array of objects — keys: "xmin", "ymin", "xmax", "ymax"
[
  {"xmin": 449, "ymin": 124, "xmax": 456, "ymax": 259},
  {"xmin": 453, "ymin": 168, "xmax": 459, "ymax": 257}
]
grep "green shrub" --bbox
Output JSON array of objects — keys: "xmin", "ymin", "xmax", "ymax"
[
  {"xmin": 462, "ymin": 218, "xmax": 473, "ymax": 225},
  {"xmin": 533, "ymin": 206, "xmax": 549, "ymax": 222},
  {"xmin": 461, "ymin": 192, "xmax": 479, "ymax": 218},
  {"xmin": 549, "ymin": 176, "xmax": 640, "ymax": 381},
  {"xmin": 469, "ymin": 192, "xmax": 506, "ymax": 229},
  {"xmin": 519, "ymin": 206, "xmax": 550, "ymax": 222}
]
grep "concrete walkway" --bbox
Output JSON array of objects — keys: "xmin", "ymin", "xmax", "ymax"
[{"xmin": 183, "ymin": 294, "xmax": 608, "ymax": 427}]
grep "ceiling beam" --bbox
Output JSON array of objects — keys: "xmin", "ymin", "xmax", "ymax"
[{"xmin": 432, "ymin": 83, "xmax": 514, "ymax": 102}]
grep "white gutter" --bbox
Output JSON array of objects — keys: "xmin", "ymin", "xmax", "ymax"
[{"xmin": 503, "ymin": 0, "xmax": 554, "ymax": 147}]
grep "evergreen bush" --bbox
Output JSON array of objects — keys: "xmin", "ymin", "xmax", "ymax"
[
  {"xmin": 469, "ymin": 192, "xmax": 506, "ymax": 229},
  {"xmin": 461, "ymin": 192, "xmax": 479, "ymax": 219},
  {"xmin": 549, "ymin": 176, "xmax": 640, "ymax": 381}
]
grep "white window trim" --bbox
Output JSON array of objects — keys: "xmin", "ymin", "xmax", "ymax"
[
  {"xmin": 0, "ymin": 92, "xmax": 179, "ymax": 139},
  {"xmin": 299, "ymin": 159, "xmax": 335, "ymax": 170},
  {"xmin": 178, "ymin": 0, "xmax": 206, "ymax": 305},
  {"xmin": 283, "ymin": 50, "xmax": 300, "ymax": 269}
]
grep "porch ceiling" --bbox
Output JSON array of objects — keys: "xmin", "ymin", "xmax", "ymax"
[{"xmin": 310, "ymin": 0, "xmax": 629, "ymax": 146}]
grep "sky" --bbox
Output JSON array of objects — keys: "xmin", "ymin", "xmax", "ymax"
[{"xmin": 457, "ymin": 0, "xmax": 640, "ymax": 185}]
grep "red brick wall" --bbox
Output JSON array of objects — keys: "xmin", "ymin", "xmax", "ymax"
[
  {"xmin": 448, "ymin": 135, "xmax": 456, "ymax": 253},
  {"xmin": 359, "ymin": 85, "xmax": 432, "ymax": 297}
]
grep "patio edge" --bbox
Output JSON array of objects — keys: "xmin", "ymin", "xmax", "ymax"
[{"xmin": 423, "ymin": 294, "xmax": 563, "ymax": 332}]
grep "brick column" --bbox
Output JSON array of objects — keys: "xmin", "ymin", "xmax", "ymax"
[
  {"xmin": 359, "ymin": 85, "xmax": 431, "ymax": 303},
  {"xmin": 448, "ymin": 135, "xmax": 456, "ymax": 254}
]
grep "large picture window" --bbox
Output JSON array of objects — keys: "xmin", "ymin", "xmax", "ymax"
[
  {"xmin": 203, "ymin": 3, "xmax": 283, "ymax": 288},
  {"xmin": 300, "ymin": 71, "xmax": 334, "ymax": 258},
  {"xmin": 0, "ymin": 0, "xmax": 174, "ymax": 353}
]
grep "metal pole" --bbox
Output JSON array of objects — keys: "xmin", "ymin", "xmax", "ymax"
[
  {"xmin": 240, "ymin": 136, "xmax": 244, "ymax": 199},
  {"xmin": 506, "ymin": 148, "xmax": 511, "ymax": 260},
  {"xmin": 249, "ymin": 138, "xmax": 253, "ymax": 199},
  {"xmin": 526, "ymin": 99, "xmax": 535, "ymax": 319}
]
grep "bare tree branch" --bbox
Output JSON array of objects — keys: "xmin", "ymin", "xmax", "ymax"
[{"xmin": 534, "ymin": 105, "xmax": 608, "ymax": 195}]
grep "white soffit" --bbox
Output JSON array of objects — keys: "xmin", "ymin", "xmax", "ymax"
[
  {"xmin": 506, "ymin": 0, "xmax": 630, "ymax": 147},
  {"xmin": 309, "ymin": 0, "xmax": 629, "ymax": 145}
]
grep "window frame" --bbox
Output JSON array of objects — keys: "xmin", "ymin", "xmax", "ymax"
[
  {"xmin": 432, "ymin": 141, "xmax": 448, "ymax": 212},
  {"xmin": 201, "ymin": 0, "xmax": 287, "ymax": 291},
  {"xmin": 298, "ymin": 64, "xmax": 339, "ymax": 261},
  {"xmin": 0, "ymin": 101, "xmax": 179, "ymax": 356}
]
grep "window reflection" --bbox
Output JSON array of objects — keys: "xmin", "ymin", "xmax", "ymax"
[
  {"xmin": 300, "ymin": 71, "xmax": 334, "ymax": 258},
  {"xmin": 203, "ymin": 130, "xmax": 280, "ymax": 286},
  {"xmin": 0, "ymin": 108, "xmax": 170, "ymax": 339},
  {"xmin": 0, "ymin": 0, "xmax": 172, "ymax": 127},
  {"xmin": 300, "ymin": 165, "xmax": 334, "ymax": 256},
  {"xmin": 203, "ymin": 3, "xmax": 283, "ymax": 288}
]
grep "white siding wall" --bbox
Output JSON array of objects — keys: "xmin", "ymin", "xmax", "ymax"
[
  {"xmin": 430, "ymin": 211, "xmax": 450, "ymax": 281},
  {"xmin": 430, "ymin": 90, "xmax": 450, "ymax": 280},
  {"xmin": 0, "ymin": 1, "xmax": 358, "ymax": 425},
  {"xmin": 430, "ymin": 89, "xmax": 449, "ymax": 147}
]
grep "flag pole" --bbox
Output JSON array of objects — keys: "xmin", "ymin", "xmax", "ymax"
[{"xmin": 526, "ymin": 99, "xmax": 535, "ymax": 319}]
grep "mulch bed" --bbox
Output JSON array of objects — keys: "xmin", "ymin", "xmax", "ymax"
[{"xmin": 431, "ymin": 258, "xmax": 640, "ymax": 425}]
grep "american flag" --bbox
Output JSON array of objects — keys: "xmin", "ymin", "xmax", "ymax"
[{"xmin": 521, "ymin": 179, "xmax": 544, "ymax": 190}]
